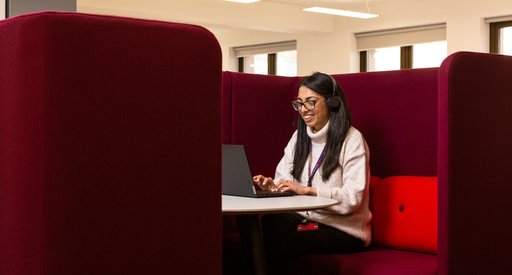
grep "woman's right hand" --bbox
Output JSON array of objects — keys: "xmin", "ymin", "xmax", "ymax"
[{"xmin": 252, "ymin": 175, "xmax": 276, "ymax": 191}]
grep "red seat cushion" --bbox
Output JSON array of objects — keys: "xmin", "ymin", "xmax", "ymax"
[{"xmin": 370, "ymin": 176, "xmax": 438, "ymax": 253}]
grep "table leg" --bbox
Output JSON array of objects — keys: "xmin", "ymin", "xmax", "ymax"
[{"xmin": 236, "ymin": 214, "xmax": 267, "ymax": 275}]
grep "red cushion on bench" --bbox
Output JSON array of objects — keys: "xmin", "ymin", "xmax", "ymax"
[{"xmin": 371, "ymin": 176, "xmax": 438, "ymax": 253}]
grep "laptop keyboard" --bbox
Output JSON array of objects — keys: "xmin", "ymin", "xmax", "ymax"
[{"xmin": 256, "ymin": 190, "xmax": 294, "ymax": 197}]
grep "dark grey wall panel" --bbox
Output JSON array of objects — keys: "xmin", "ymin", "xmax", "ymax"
[{"xmin": 8, "ymin": 0, "xmax": 75, "ymax": 17}]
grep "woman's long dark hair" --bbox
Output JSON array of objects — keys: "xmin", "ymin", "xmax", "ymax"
[{"xmin": 291, "ymin": 72, "xmax": 352, "ymax": 182}]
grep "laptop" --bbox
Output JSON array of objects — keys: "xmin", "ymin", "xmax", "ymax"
[{"xmin": 222, "ymin": 144, "xmax": 294, "ymax": 198}]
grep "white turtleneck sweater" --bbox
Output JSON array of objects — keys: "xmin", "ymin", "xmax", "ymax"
[{"xmin": 274, "ymin": 121, "xmax": 372, "ymax": 246}]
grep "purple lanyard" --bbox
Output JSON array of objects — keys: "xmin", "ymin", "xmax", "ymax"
[{"xmin": 307, "ymin": 146, "xmax": 327, "ymax": 187}]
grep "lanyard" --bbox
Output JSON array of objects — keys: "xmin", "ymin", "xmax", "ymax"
[{"xmin": 307, "ymin": 145, "xmax": 327, "ymax": 187}]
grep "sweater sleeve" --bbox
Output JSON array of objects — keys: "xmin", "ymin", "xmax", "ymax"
[{"xmin": 316, "ymin": 129, "xmax": 370, "ymax": 215}]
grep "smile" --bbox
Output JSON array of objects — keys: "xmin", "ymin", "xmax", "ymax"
[{"xmin": 302, "ymin": 114, "xmax": 314, "ymax": 122}]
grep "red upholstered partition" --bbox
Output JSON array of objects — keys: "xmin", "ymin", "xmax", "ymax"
[
  {"xmin": 335, "ymin": 68, "xmax": 439, "ymax": 178},
  {"xmin": 223, "ymin": 72, "xmax": 300, "ymax": 177},
  {"xmin": 438, "ymin": 52, "xmax": 512, "ymax": 274},
  {"xmin": 0, "ymin": 12, "xmax": 222, "ymax": 274}
]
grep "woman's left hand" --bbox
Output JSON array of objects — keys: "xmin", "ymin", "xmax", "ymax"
[{"xmin": 274, "ymin": 179, "xmax": 317, "ymax": 196}]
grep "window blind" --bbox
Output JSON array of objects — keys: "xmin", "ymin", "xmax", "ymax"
[
  {"xmin": 485, "ymin": 15, "xmax": 512, "ymax": 24},
  {"xmin": 356, "ymin": 23, "xmax": 446, "ymax": 51},
  {"xmin": 233, "ymin": 40, "xmax": 296, "ymax": 57}
]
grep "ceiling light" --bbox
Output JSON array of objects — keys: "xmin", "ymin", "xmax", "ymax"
[
  {"xmin": 224, "ymin": 0, "xmax": 260, "ymax": 3},
  {"xmin": 303, "ymin": 7, "xmax": 378, "ymax": 19}
]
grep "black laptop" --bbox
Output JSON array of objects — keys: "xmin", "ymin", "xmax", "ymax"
[{"xmin": 222, "ymin": 144, "xmax": 294, "ymax": 198}]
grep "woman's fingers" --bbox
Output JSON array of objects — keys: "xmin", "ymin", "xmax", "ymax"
[
  {"xmin": 274, "ymin": 179, "xmax": 291, "ymax": 192},
  {"xmin": 253, "ymin": 175, "xmax": 274, "ymax": 190}
]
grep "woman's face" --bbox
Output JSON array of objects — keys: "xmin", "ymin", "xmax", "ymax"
[{"xmin": 296, "ymin": 86, "xmax": 330, "ymax": 132}]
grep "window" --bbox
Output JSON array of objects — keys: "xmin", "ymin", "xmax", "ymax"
[
  {"xmin": 367, "ymin": 46, "xmax": 400, "ymax": 71},
  {"xmin": 490, "ymin": 20, "xmax": 512, "ymax": 55},
  {"xmin": 361, "ymin": 41, "xmax": 446, "ymax": 72},
  {"xmin": 233, "ymin": 41, "xmax": 297, "ymax": 76},
  {"xmin": 276, "ymin": 50, "xmax": 297, "ymax": 76},
  {"xmin": 412, "ymin": 41, "xmax": 447, "ymax": 68},
  {"xmin": 242, "ymin": 54, "xmax": 268, "ymax": 75},
  {"xmin": 356, "ymin": 24, "xmax": 447, "ymax": 72},
  {"xmin": 503, "ymin": 27, "xmax": 512, "ymax": 55},
  {"xmin": 1, "ymin": 0, "xmax": 5, "ymax": 19}
]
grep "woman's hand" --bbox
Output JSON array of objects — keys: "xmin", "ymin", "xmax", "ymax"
[
  {"xmin": 252, "ymin": 175, "xmax": 277, "ymax": 191},
  {"xmin": 275, "ymin": 179, "xmax": 317, "ymax": 196}
]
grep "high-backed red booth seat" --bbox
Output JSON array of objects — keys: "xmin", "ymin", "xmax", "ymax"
[
  {"xmin": 222, "ymin": 52, "xmax": 512, "ymax": 274},
  {"xmin": 0, "ymin": 12, "xmax": 222, "ymax": 275}
]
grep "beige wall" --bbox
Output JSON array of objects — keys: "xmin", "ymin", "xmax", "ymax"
[
  {"xmin": 76, "ymin": 0, "xmax": 512, "ymax": 75},
  {"xmin": 212, "ymin": 0, "xmax": 512, "ymax": 74},
  {"xmin": 214, "ymin": 28, "xmax": 359, "ymax": 75}
]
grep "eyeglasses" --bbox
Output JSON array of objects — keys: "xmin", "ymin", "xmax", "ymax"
[{"xmin": 292, "ymin": 99, "xmax": 322, "ymax": 111}]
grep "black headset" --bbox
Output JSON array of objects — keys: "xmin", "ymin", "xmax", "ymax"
[{"xmin": 326, "ymin": 75, "xmax": 341, "ymax": 110}]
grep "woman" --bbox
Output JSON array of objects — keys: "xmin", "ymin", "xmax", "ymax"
[{"xmin": 252, "ymin": 72, "xmax": 371, "ymax": 273}]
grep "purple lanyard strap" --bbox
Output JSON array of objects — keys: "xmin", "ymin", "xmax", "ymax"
[{"xmin": 307, "ymin": 145, "xmax": 327, "ymax": 187}]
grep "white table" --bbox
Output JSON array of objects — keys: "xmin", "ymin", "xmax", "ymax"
[
  {"xmin": 222, "ymin": 194, "xmax": 338, "ymax": 214},
  {"xmin": 222, "ymin": 195, "xmax": 337, "ymax": 275}
]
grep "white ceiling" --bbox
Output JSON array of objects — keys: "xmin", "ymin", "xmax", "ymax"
[
  {"xmin": 77, "ymin": 0, "xmax": 402, "ymax": 34},
  {"xmin": 261, "ymin": 0, "xmax": 391, "ymax": 8}
]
